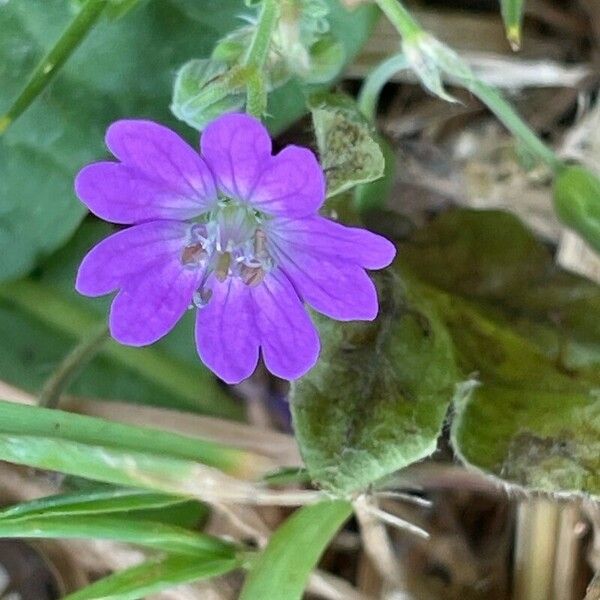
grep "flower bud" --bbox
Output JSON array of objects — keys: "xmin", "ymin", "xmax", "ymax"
[{"xmin": 170, "ymin": 59, "xmax": 245, "ymax": 131}]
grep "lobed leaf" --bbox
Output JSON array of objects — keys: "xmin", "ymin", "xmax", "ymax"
[{"xmin": 399, "ymin": 209, "xmax": 600, "ymax": 496}]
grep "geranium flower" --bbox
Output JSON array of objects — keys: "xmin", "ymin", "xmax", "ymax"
[{"xmin": 75, "ymin": 113, "xmax": 395, "ymax": 383}]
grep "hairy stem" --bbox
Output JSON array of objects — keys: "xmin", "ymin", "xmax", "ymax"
[
  {"xmin": 373, "ymin": 0, "xmax": 562, "ymax": 171},
  {"xmin": 0, "ymin": 0, "xmax": 108, "ymax": 134},
  {"xmin": 244, "ymin": 0, "xmax": 279, "ymax": 117}
]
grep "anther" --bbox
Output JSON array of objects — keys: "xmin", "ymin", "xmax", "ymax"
[
  {"xmin": 240, "ymin": 264, "xmax": 267, "ymax": 287},
  {"xmin": 193, "ymin": 288, "xmax": 213, "ymax": 308},
  {"xmin": 181, "ymin": 243, "xmax": 206, "ymax": 267}
]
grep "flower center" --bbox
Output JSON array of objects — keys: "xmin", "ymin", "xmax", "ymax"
[{"xmin": 181, "ymin": 200, "xmax": 274, "ymax": 307}]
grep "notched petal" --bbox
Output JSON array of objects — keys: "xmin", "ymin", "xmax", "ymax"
[{"xmin": 76, "ymin": 120, "xmax": 217, "ymax": 224}]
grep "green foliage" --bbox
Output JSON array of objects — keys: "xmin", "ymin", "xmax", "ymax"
[
  {"xmin": 292, "ymin": 208, "xmax": 600, "ymax": 498},
  {"xmin": 553, "ymin": 165, "xmax": 600, "ymax": 254},
  {"xmin": 399, "ymin": 209, "xmax": 600, "ymax": 496},
  {"xmin": 0, "ymin": 488, "xmax": 195, "ymax": 520},
  {"xmin": 0, "ymin": 485, "xmax": 238, "ymax": 599},
  {"xmin": 0, "ymin": 0, "xmax": 247, "ymax": 282},
  {"xmin": 240, "ymin": 500, "xmax": 352, "ymax": 600},
  {"xmin": 0, "ymin": 400, "xmax": 266, "ymax": 483},
  {"xmin": 310, "ymin": 92, "xmax": 385, "ymax": 198},
  {"xmin": 64, "ymin": 554, "xmax": 240, "ymax": 600},
  {"xmin": 0, "ymin": 513, "xmax": 233, "ymax": 556},
  {"xmin": 291, "ymin": 269, "xmax": 459, "ymax": 495},
  {"xmin": 172, "ymin": 0, "xmax": 377, "ymax": 132}
]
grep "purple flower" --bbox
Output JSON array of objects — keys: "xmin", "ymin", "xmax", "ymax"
[{"xmin": 75, "ymin": 114, "xmax": 395, "ymax": 383}]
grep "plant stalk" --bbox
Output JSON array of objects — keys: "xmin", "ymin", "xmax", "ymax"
[
  {"xmin": 243, "ymin": 0, "xmax": 279, "ymax": 117},
  {"xmin": 39, "ymin": 324, "xmax": 109, "ymax": 409},
  {"xmin": 0, "ymin": 0, "xmax": 108, "ymax": 134},
  {"xmin": 372, "ymin": 0, "xmax": 562, "ymax": 171}
]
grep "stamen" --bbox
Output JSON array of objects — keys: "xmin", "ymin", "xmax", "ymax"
[
  {"xmin": 193, "ymin": 288, "xmax": 213, "ymax": 308},
  {"xmin": 181, "ymin": 243, "xmax": 206, "ymax": 267},
  {"xmin": 215, "ymin": 252, "xmax": 232, "ymax": 282},
  {"xmin": 240, "ymin": 264, "xmax": 267, "ymax": 287}
]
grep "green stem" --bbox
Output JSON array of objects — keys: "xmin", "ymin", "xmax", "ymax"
[
  {"xmin": 468, "ymin": 79, "xmax": 561, "ymax": 171},
  {"xmin": 39, "ymin": 324, "xmax": 109, "ymax": 409},
  {"xmin": 373, "ymin": 0, "xmax": 562, "ymax": 172},
  {"xmin": 0, "ymin": 0, "xmax": 108, "ymax": 134},
  {"xmin": 374, "ymin": 0, "xmax": 421, "ymax": 38},
  {"xmin": 243, "ymin": 0, "xmax": 279, "ymax": 117},
  {"xmin": 358, "ymin": 53, "xmax": 408, "ymax": 121}
]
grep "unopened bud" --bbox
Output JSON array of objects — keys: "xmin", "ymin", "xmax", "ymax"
[{"xmin": 171, "ymin": 59, "xmax": 245, "ymax": 131}]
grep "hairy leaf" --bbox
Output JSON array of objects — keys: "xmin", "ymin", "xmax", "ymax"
[
  {"xmin": 400, "ymin": 209, "xmax": 600, "ymax": 496},
  {"xmin": 310, "ymin": 92, "xmax": 385, "ymax": 197}
]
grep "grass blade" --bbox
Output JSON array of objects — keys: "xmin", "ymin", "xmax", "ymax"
[
  {"xmin": 501, "ymin": 0, "xmax": 525, "ymax": 50},
  {"xmin": 0, "ymin": 488, "xmax": 190, "ymax": 520},
  {"xmin": 0, "ymin": 514, "xmax": 234, "ymax": 557},
  {"xmin": 0, "ymin": 400, "xmax": 266, "ymax": 478},
  {"xmin": 0, "ymin": 433, "xmax": 267, "ymax": 504},
  {"xmin": 64, "ymin": 554, "xmax": 240, "ymax": 600},
  {"xmin": 240, "ymin": 500, "xmax": 352, "ymax": 600}
]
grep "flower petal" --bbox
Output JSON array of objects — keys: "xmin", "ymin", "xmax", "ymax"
[
  {"xmin": 76, "ymin": 221, "xmax": 192, "ymax": 297},
  {"xmin": 200, "ymin": 113, "xmax": 325, "ymax": 217},
  {"xmin": 195, "ymin": 277, "xmax": 260, "ymax": 384},
  {"xmin": 250, "ymin": 269, "xmax": 320, "ymax": 379},
  {"xmin": 249, "ymin": 146, "xmax": 326, "ymax": 217},
  {"xmin": 267, "ymin": 216, "xmax": 396, "ymax": 269},
  {"xmin": 76, "ymin": 120, "xmax": 217, "ymax": 224},
  {"xmin": 200, "ymin": 113, "xmax": 272, "ymax": 200},
  {"xmin": 270, "ymin": 242, "xmax": 380, "ymax": 321},
  {"xmin": 109, "ymin": 257, "xmax": 201, "ymax": 346}
]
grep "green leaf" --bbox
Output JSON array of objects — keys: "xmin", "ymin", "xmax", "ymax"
[
  {"xmin": 291, "ymin": 269, "xmax": 459, "ymax": 495},
  {"xmin": 0, "ymin": 0, "xmax": 246, "ymax": 281},
  {"xmin": 0, "ymin": 513, "xmax": 234, "ymax": 557},
  {"xmin": 354, "ymin": 135, "xmax": 396, "ymax": 213},
  {"xmin": 0, "ymin": 400, "xmax": 266, "ymax": 479},
  {"xmin": 500, "ymin": 0, "xmax": 525, "ymax": 50},
  {"xmin": 398, "ymin": 209, "xmax": 600, "ymax": 496},
  {"xmin": 171, "ymin": 0, "xmax": 378, "ymax": 134},
  {"xmin": 64, "ymin": 554, "xmax": 240, "ymax": 600},
  {"xmin": 0, "ymin": 488, "xmax": 191, "ymax": 520},
  {"xmin": 239, "ymin": 500, "xmax": 352, "ymax": 600},
  {"xmin": 452, "ymin": 385, "xmax": 600, "ymax": 495},
  {"xmin": 553, "ymin": 165, "xmax": 600, "ymax": 254},
  {"xmin": 310, "ymin": 92, "xmax": 385, "ymax": 198},
  {"xmin": 0, "ymin": 486, "xmax": 208, "ymax": 528}
]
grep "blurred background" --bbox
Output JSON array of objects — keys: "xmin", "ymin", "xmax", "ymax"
[{"xmin": 1, "ymin": 0, "xmax": 600, "ymax": 598}]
